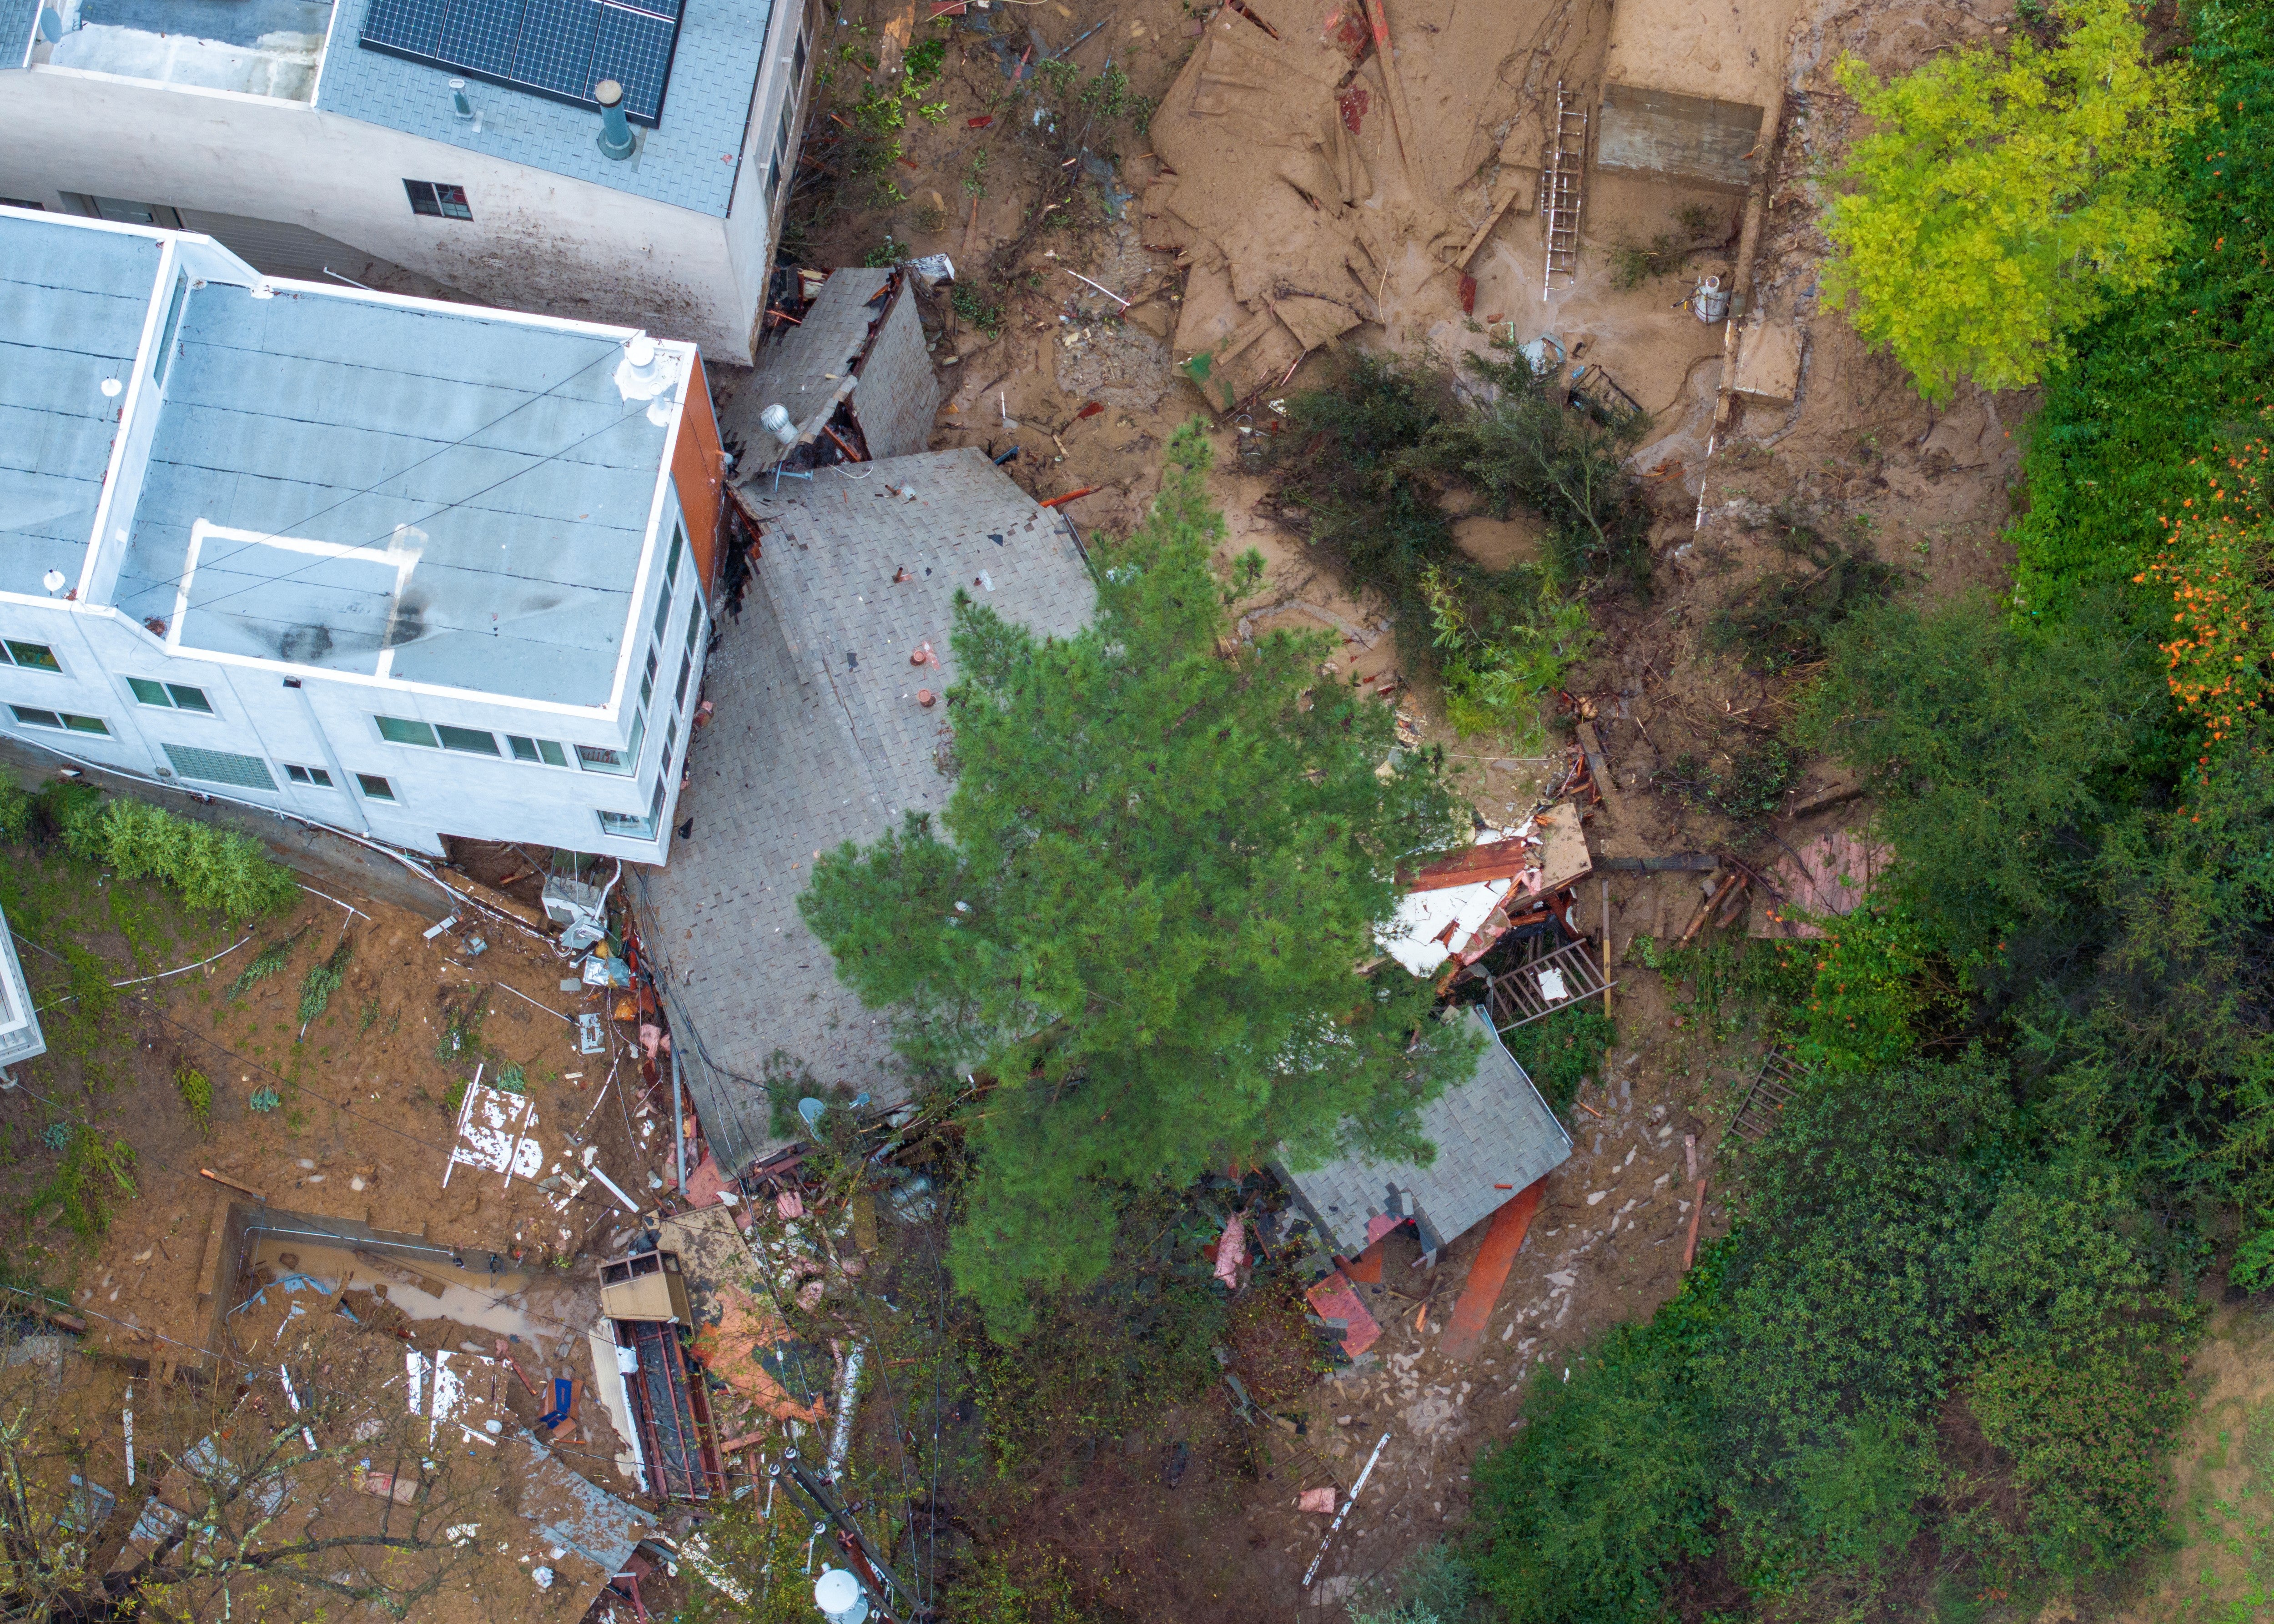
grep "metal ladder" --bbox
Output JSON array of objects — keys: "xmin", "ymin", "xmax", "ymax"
[{"xmin": 1541, "ymin": 83, "xmax": 1586, "ymax": 299}]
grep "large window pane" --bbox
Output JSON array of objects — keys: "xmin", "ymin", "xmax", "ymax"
[
  {"xmin": 435, "ymin": 724, "xmax": 499, "ymax": 756},
  {"xmin": 376, "ymin": 715, "xmax": 438, "ymax": 747}
]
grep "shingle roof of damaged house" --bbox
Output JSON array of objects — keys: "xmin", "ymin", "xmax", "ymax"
[
  {"xmin": 1278, "ymin": 1006, "xmax": 1573, "ymax": 1259},
  {"xmin": 633, "ymin": 448, "xmax": 1097, "ymax": 1172}
]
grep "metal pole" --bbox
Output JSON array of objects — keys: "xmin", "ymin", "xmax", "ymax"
[
  {"xmin": 1302, "ymin": 1431, "xmax": 1390, "ymax": 1588},
  {"xmin": 775, "ymin": 1451, "xmax": 920, "ymax": 1617}
]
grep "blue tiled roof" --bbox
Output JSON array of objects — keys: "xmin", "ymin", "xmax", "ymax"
[
  {"xmin": 314, "ymin": 0, "xmax": 773, "ymax": 218},
  {"xmin": 0, "ymin": 213, "xmax": 161, "ymax": 598},
  {"xmin": 112, "ymin": 277, "xmax": 676, "ymax": 707}
]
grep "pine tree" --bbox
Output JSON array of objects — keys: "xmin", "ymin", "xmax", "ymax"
[{"xmin": 800, "ymin": 424, "xmax": 1479, "ymax": 1335}]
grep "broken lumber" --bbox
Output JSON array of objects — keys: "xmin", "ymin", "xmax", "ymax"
[
  {"xmin": 1598, "ymin": 853, "xmax": 1718, "ymax": 873},
  {"xmin": 1786, "ymin": 784, "xmax": 1867, "ymax": 820},
  {"xmin": 1574, "ymin": 719, "xmax": 1616, "ymax": 807},
  {"xmin": 1682, "ymin": 1178, "xmax": 1708, "ymax": 1270},
  {"xmin": 1362, "ymin": 0, "xmax": 1425, "ymax": 196},
  {"xmin": 1454, "ymin": 181, "xmax": 1524, "ymax": 272},
  {"xmin": 200, "ymin": 1169, "xmax": 266, "ymax": 1203},
  {"xmin": 1678, "ymin": 873, "xmax": 1741, "ymax": 947}
]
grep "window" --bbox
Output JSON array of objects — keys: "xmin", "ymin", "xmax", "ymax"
[
  {"xmin": 651, "ymin": 580, "xmax": 674, "ymax": 642},
  {"xmin": 639, "ymin": 647, "xmax": 658, "ymax": 709},
  {"xmin": 684, "ymin": 595, "xmax": 704, "ymax": 653},
  {"xmin": 435, "ymin": 724, "xmax": 499, "ymax": 756},
  {"xmin": 508, "ymin": 735, "xmax": 568, "ymax": 766},
  {"xmin": 598, "ymin": 775, "xmax": 669, "ymax": 840},
  {"xmin": 2, "ymin": 641, "xmax": 61, "ymax": 673},
  {"xmin": 356, "ymin": 774, "xmax": 396, "ymax": 801},
  {"xmin": 664, "ymin": 524, "xmax": 684, "ymax": 589},
  {"xmin": 10, "ymin": 706, "xmax": 107, "ymax": 736},
  {"xmin": 127, "ymin": 677, "xmax": 212, "ymax": 713},
  {"xmin": 576, "ymin": 709, "xmax": 645, "ymax": 776},
  {"xmin": 404, "ymin": 181, "xmax": 473, "ymax": 221},
  {"xmin": 154, "ymin": 274, "xmax": 188, "ymax": 386},
  {"xmin": 662, "ymin": 716, "xmax": 678, "ymax": 770},
  {"xmin": 77, "ymin": 196, "xmax": 182, "ymax": 228},
  {"xmin": 161, "ymin": 743, "xmax": 272, "ymax": 789},
  {"xmin": 283, "ymin": 764, "xmax": 335, "ymax": 788},
  {"xmin": 376, "ymin": 714, "xmax": 437, "ymax": 747}
]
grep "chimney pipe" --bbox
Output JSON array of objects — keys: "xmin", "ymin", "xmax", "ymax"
[{"xmin": 594, "ymin": 80, "xmax": 635, "ymax": 161}]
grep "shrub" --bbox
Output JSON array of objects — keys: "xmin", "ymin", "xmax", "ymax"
[
  {"xmin": 297, "ymin": 937, "xmax": 352, "ymax": 1026},
  {"xmin": 249, "ymin": 1086, "xmax": 282, "ymax": 1113},
  {"xmin": 33, "ymin": 1122, "xmax": 137, "ymax": 1238},
  {"xmin": 227, "ymin": 937, "xmax": 297, "ymax": 1002},
  {"xmin": 174, "ymin": 1064, "xmax": 213, "ymax": 1136},
  {"xmin": 1471, "ymin": 1280, "xmax": 1718, "ymax": 1624},
  {"xmin": 1428, "ymin": 343, "xmax": 1655, "ymax": 588},
  {"xmin": 1495, "ymin": 1005, "xmax": 1614, "ymax": 1112},
  {"xmin": 60, "ymin": 795, "xmax": 297, "ymax": 921}
]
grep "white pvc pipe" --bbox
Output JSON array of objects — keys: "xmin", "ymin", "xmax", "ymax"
[{"xmin": 825, "ymin": 1341, "xmax": 867, "ymax": 1481}]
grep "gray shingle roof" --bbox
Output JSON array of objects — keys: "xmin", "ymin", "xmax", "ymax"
[
  {"xmin": 1278, "ymin": 1006, "xmax": 1572, "ymax": 1257},
  {"xmin": 718, "ymin": 271, "xmax": 941, "ymax": 463},
  {"xmin": 633, "ymin": 448, "xmax": 1096, "ymax": 1171}
]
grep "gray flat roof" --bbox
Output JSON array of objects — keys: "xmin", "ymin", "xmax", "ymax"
[
  {"xmin": 313, "ymin": 0, "xmax": 773, "ymax": 218},
  {"xmin": 113, "ymin": 280, "xmax": 674, "ymax": 706},
  {"xmin": 0, "ymin": 216, "xmax": 160, "ymax": 598},
  {"xmin": 635, "ymin": 449, "xmax": 1097, "ymax": 1171},
  {"xmin": 1280, "ymin": 1006, "xmax": 1572, "ymax": 1257}
]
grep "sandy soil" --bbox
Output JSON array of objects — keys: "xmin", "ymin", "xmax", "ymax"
[{"xmin": 0, "ymin": 875, "xmax": 672, "ymax": 1377}]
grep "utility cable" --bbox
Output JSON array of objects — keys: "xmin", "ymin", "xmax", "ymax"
[{"xmin": 117, "ymin": 347, "xmax": 616, "ymax": 618}]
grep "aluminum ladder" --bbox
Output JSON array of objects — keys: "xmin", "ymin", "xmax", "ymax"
[{"xmin": 1541, "ymin": 83, "xmax": 1587, "ymax": 298}]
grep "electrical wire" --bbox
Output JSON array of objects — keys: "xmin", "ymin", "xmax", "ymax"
[{"xmin": 115, "ymin": 347, "xmax": 618, "ymax": 622}]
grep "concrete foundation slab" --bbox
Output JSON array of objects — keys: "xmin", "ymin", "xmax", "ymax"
[{"xmin": 1733, "ymin": 319, "xmax": 1804, "ymax": 405}]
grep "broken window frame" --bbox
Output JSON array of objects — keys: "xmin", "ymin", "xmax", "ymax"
[
  {"xmin": 597, "ymin": 774, "xmax": 666, "ymax": 840},
  {"xmin": 403, "ymin": 181, "xmax": 473, "ymax": 221},
  {"xmin": 577, "ymin": 708, "xmax": 645, "ymax": 776}
]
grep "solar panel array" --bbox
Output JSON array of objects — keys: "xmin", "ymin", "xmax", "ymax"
[{"xmin": 360, "ymin": 0, "xmax": 684, "ymax": 126}]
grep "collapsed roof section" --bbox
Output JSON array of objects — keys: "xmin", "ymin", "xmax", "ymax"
[
  {"xmin": 631, "ymin": 448, "xmax": 1097, "ymax": 1172},
  {"xmin": 717, "ymin": 267, "xmax": 943, "ymax": 471}
]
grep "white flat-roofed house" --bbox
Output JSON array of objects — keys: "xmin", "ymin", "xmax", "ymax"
[{"xmin": 0, "ymin": 205, "xmax": 727, "ymax": 862}]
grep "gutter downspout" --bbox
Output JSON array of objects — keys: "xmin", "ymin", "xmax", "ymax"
[{"xmin": 284, "ymin": 678, "xmax": 370, "ymax": 836}]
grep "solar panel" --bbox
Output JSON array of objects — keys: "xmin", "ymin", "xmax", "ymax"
[{"xmin": 359, "ymin": 0, "xmax": 682, "ymax": 128}]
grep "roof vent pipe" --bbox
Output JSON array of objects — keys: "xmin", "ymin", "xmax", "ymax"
[{"xmin": 594, "ymin": 80, "xmax": 635, "ymax": 161}]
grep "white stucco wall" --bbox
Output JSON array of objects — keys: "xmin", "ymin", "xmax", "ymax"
[
  {"xmin": 0, "ymin": 66, "xmax": 765, "ymax": 359},
  {"xmin": 0, "ymin": 588, "xmax": 707, "ymax": 862}
]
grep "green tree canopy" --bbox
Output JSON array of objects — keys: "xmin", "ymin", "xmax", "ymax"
[
  {"xmin": 1823, "ymin": 0, "xmax": 2200, "ymax": 401},
  {"xmin": 800, "ymin": 424, "xmax": 1476, "ymax": 1335}
]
